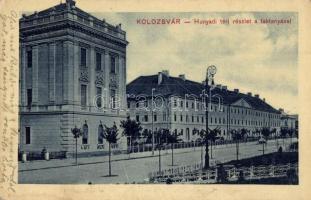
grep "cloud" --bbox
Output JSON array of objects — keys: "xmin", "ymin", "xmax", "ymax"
[{"xmin": 95, "ymin": 12, "xmax": 298, "ymax": 113}]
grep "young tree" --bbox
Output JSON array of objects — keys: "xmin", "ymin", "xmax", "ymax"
[
  {"xmin": 102, "ymin": 122, "xmax": 119, "ymax": 176},
  {"xmin": 280, "ymin": 127, "xmax": 288, "ymax": 146},
  {"xmin": 209, "ymin": 127, "xmax": 220, "ymax": 159},
  {"xmin": 165, "ymin": 129, "xmax": 180, "ymax": 166},
  {"xmin": 261, "ymin": 127, "xmax": 271, "ymax": 140},
  {"xmin": 196, "ymin": 127, "xmax": 219, "ymax": 169},
  {"xmin": 120, "ymin": 116, "xmax": 142, "ymax": 148},
  {"xmin": 231, "ymin": 129, "xmax": 242, "ymax": 161}
]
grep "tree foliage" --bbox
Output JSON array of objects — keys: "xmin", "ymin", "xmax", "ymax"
[
  {"xmin": 120, "ymin": 116, "xmax": 142, "ymax": 144},
  {"xmin": 102, "ymin": 122, "xmax": 119, "ymax": 144}
]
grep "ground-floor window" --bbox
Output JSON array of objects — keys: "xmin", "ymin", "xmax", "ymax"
[
  {"xmin": 82, "ymin": 123, "xmax": 88, "ymax": 144},
  {"xmin": 25, "ymin": 127, "xmax": 31, "ymax": 144},
  {"xmin": 98, "ymin": 123, "xmax": 104, "ymax": 144}
]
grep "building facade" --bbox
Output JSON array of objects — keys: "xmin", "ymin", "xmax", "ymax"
[
  {"xmin": 19, "ymin": 0, "xmax": 128, "ymax": 155},
  {"xmin": 127, "ymin": 71, "xmax": 282, "ymax": 142}
]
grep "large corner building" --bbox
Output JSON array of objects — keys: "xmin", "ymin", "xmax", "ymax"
[{"xmin": 19, "ymin": 0, "xmax": 128, "ymax": 156}]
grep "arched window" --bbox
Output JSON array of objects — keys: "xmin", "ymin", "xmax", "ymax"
[
  {"xmin": 98, "ymin": 123, "xmax": 104, "ymax": 144},
  {"xmin": 82, "ymin": 123, "xmax": 88, "ymax": 144}
]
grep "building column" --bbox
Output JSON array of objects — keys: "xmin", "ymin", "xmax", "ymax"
[
  {"xmin": 119, "ymin": 55, "xmax": 126, "ymax": 111},
  {"xmin": 32, "ymin": 45, "xmax": 39, "ymax": 105},
  {"xmin": 63, "ymin": 40, "xmax": 74, "ymax": 104},
  {"xmin": 73, "ymin": 42, "xmax": 80, "ymax": 105},
  {"xmin": 20, "ymin": 44, "xmax": 27, "ymax": 106},
  {"xmin": 48, "ymin": 42, "xmax": 56, "ymax": 103},
  {"xmin": 89, "ymin": 46, "xmax": 96, "ymax": 110},
  {"xmin": 104, "ymin": 51, "xmax": 110, "ymax": 109}
]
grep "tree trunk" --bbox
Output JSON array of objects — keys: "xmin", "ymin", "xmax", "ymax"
[
  {"xmin": 109, "ymin": 142, "xmax": 111, "ymax": 176},
  {"xmin": 236, "ymin": 140, "xmax": 239, "ymax": 161},
  {"xmin": 204, "ymin": 140, "xmax": 209, "ymax": 169},
  {"xmin": 159, "ymin": 146, "xmax": 161, "ymax": 173},
  {"xmin": 75, "ymin": 137, "xmax": 78, "ymax": 166},
  {"xmin": 171, "ymin": 144, "xmax": 174, "ymax": 166},
  {"xmin": 210, "ymin": 141, "xmax": 213, "ymax": 159}
]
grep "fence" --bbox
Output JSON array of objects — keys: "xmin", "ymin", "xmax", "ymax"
[
  {"xmin": 128, "ymin": 138, "xmax": 260, "ymax": 154},
  {"xmin": 148, "ymin": 162, "xmax": 298, "ymax": 184}
]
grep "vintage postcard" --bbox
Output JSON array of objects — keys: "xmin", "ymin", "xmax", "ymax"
[{"xmin": 0, "ymin": 0, "xmax": 310, "ymax": 199}]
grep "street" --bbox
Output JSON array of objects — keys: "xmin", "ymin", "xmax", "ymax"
[{"xmin": 18, "ymin": 139, "xmax": 294, "ymax": 184}]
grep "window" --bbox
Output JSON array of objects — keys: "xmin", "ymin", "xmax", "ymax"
[
  {"xmin": 192, "ymin": 116, "xmax": 194, "ymax": 122},
  {"xmin": 96, "ymin": 87, "xmax": 102, "ymax": 107},
  {"xmin": 98, "ymin": 124, "xmax": 104, "ymax": 144},
  {"xmin": 81, "ymin": 85, "xmax": 87, "ymax": 106},
  {"xmin": 201, "ymin": 117, "xmax": 204, "ymax": 123},
  {"xmin": 219, "ymin": 118, "xmax": 221, "ymax": 124},
  {"xmin": 210, "ymin": 117, "xmax": 213, "ymax": 123},
  {"xmin": 174, "ymin": 114, "xmax": 177, "ymax": 121},
  {"xmin": 180, "ymin": 115, "xmax": 183, "ymax": 122},
  {"xmin": 144, "ymin": 115, "xmax": 148, "ymax": 122},
  {"xmin": 27, "ymin": 89, "xmax": 32, "ymax": 106},
  {"xmin": 96, "ymin": 52, "xmax": 102, "ymax": 70},
  {"xmin": 192, "ymin": 102, "xmax": 194, "ymax": 109},
  {"xmin": 197, "ymin": 116, "xmax": 199, "ymax": 122},
  {"xmin": 154, "ymin": 114, "xmax": 157, "ymax": 122},
  {"xmin": 186, "ymin": 115, "xmax": 188, "ymax": 122},
  {"xmin": 215, "ymin": 118, "xmax": 217, "ymax": 124},
  {"xmin": 80, "ymin": 48, "xmax": 86, "ymax": 67},
  {"xmin": 186, "ymin": 101, "xmax": 188, "ymax": 108},
  {"xmin": 82, "ymin": 123, "xmax": 88, "ymax": 144},
  {"xmin": 110, "ymin": 56, "xmax": 116, "ymax": 73},
  {"xmin": 136, "ymin": 115, "xmax": 139, "ymax": 122},
  {"xmin": 27, "ymin": 50, "xmax": 32, "ymax": 68},
  {"xmin": 111, "ymin": 89, "xmax": 116, "ymax": 109},
  {"xmin": 223, "ymin": 118, "xmax": 225, "ymax": 124},
  {"xmin": 25, "ymin": 127, "xmax": 31, "ymax": 144},
  {"xmin": 127, "ymin": 102, "xmax": 130, "ymax": 109},
  {"xmin": 180, "ymin": 101, "xmax": 183, "ymax": 108}
]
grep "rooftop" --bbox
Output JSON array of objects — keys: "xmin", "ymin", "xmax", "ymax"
[
  {"xmin": 127, "ymin": 71, "xmax": 281, "ymax": 114},
  {"xmin": 20, "ymin": 0, "xmax": 127, "ymax": 42}
]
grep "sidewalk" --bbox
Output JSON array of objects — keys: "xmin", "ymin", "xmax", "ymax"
[{"xmin": 18, "ymin": 139, "xmax": 293, "ymax": 172}]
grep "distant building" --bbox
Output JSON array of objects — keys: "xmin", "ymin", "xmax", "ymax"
[
  {"xmin": 127, "ymin": 71, "xmax": 282, "ymax": 142},
  {"xmin": 279, "ymin": 109, "xmax": 298, "ymax": 133},
  {"xmin": 19, "ymin": 0, "xmax": 128, "ymax": 156}
]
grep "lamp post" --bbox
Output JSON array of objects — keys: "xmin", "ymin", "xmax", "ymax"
[
  {"xmin": 151, "ymin": 88, "xmax": 155, "ymax": 155},
  {"xmin": 71, "ymin": 126, "xmax": 81, "ymax": 166},
  {"xmin": 204, "ymin": 65, "xmax": 217, "ymax": 169}
]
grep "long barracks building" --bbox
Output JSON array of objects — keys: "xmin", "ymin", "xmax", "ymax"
[{"xmin": 127, "ymin": 71, "xmax": 282, "ymax": 141}]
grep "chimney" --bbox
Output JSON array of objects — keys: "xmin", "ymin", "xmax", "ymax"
[
  {"xmin": 216, "ymin": 84, "xmax": 221, "ymax": 89},
  {"xmin": 234, "ymin": 89, "xmax": 239, "ymax": 93},
  {"xmin": 222, "ymin": 85, "xmax": 228, "ymax": 90},
  {"xmin": 263, "ymin": 98, "xmax": 266, "ymax": 102},
  {"xmin": 179, "ymin": 74, "xmax": 186, "ymax": 81},
  {"xmin": 254, "ymin": 94, "xmax": 259, "ymax": 98},
  {"xmin": 158, "ymin": 72, "xmax": 163, "ymax": 85},
  {"xmin": 279, "ymin": 108, "xmax": 284, "ymax": 112},
  {"xmin": 247, "ymin": 92, "xmax": 252, "ymax": 96},
  {"xmin": 162, "ymin": 70, "xmax": 169, "ymax": 77}
]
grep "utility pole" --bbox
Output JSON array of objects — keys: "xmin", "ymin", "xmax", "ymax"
[
  {"xmin": 204, "ymin": 65, "xmax": 217, "ymax": 169},
  {"xmin": 151, "ymin": 88, "xmax": 155, "ymax": 155}
]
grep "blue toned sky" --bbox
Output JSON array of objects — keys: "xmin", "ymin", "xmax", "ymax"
[{"xmin": 94, "ymin": 12, "xmax": 298, "ymax": 113}]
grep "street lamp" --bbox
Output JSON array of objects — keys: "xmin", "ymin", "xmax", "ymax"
[
  {"xmin": 151, "ymin": 88, "xmax": 155, "ymax": 155},
  {"xmin": 71, "ymin": 125, "xmax": 81, "ymax": 166},
  {"xmin": 204, "ymin": 65, "xmax": 217, "ymax": 169}
]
